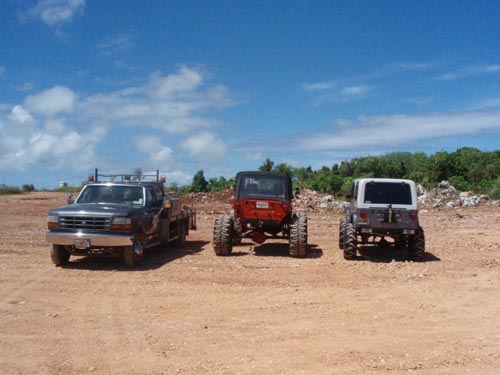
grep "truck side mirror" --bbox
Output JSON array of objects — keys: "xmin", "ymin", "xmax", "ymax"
[{"xmin": 66, "ymin": 193, "xmax": 73, "ymax": 204}]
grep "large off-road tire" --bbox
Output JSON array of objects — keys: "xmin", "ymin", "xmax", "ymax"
[
  {"xmin": 289, "ymin": 214, "xmax": 308, "ymax": 258},
  {"xmin": 343, "ymin": 223, "xmax": 357, "ymax": 260},
  {"xmin": 408, "ymin": 226, "xmax": 425, "ymax": 261},
  {"xmin": 50, "ymin": 244, "xmax": 70, "ymax": 266},
  {"xmin": 213, "ymin": 215, "xmax": 233, "ymax": 256},
  {"xmin": 338, "ymin": 219, "xmax": 346, "ymax": 249},
  {"xmin": 124, "ymin": 233, "xmax": 145, "ymax": 267},
  {"xmin": 229, "ymin": 210, "xmax": 242, "ymax": 246}
]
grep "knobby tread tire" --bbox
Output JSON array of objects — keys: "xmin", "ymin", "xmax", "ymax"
[
  {"xmin": 338, "ymin": 219, "xmax": 346, "ymax": 250},
  {"xmin": 213, "ymin": 215, "xmax": 233, "ymax": 256},
  {"xmin": 343, "ymin": 223, "xmax": 357, "ymax": 260},
  {"xmin": 289, "ymin": 214, "xmax": 308, "ymax": 258},
  {"xmin": 408, "ymin": 226, "xmax": 425, "ymax": 261}
]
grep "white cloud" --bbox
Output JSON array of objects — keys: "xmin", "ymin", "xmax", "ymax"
[
  {"xmin": 148, "ymin": 66, "xmax": 204, "ymax": 99},
  {"xmin": 341, "ymin": 85, "xmax": 372, "ymax": 96},
  {"xmin": 298, "ymin": 107, "xmax": 500, "ymax": 152},
  {"xmin": 302, "ymin": 81, "xmax": 337, "ymax": 91},
  {"xmin": 0, "ymin": 115, "xmax": 105, "ymax": 171},
  {"xmin": 80, "ymin": 65, "xmax": 233, "ymax": 133},
  {"xmin": 25, "ymin": 86, "xmax": 76, "ymax": 117},
  {"xmin": 180, "ymin": 131, "xmax": 227, "ymax": 160},
  {"xmin": 135, "ymin": 136, "xmax": 174, "ymax": 164},
  {"xmin": 26, "ymin": 0, "xmax": 85, "ymax": 26},
  {"xmin": 0, "ymin": 66, "xmax": 233, "ymax": 173},
  {"xmin": 8, "ymin": 105, "xmax": 34, "ymax": 124},
  {"xmin": 97, "ymin": 33, "xmax": 134, "ymax": 57},
  {"xmin": 437, "ymin": 65, "xmax": 500, "ymax": 81}
]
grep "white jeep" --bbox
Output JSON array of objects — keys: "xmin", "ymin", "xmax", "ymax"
[{"xmin": 339, "ymin": 178, "xmax": 425, "ymax": 260}]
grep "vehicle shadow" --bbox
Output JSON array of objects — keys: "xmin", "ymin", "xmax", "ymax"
[
  {"xmin": 62, "ymin": 240, "xmax": 209, "ymax": 271},
  {"xmin": 354, "ymin": 245, "xmax": 441, "ymax": 263},
  {"xmin": 251, "ymin": 242, "xmax": 323, "ymax": 258}
]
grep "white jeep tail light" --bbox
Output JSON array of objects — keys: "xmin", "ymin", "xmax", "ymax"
[{"xmin": 358, "ymin": 210, "xmax": 369, "ymax": 225}]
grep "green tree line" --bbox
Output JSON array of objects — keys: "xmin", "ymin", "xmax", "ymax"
[{"xmin": 180, "ymin": 148, "xmax": 500, "ymax": 199}]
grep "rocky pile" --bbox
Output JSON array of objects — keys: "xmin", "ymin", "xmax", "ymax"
[
  {"xmin": 181, "ymin": 181, "xmax": 497, "ymax": 212},
  {"xmin": 417, "ymin": 180, "xmax": 496, "ymax": 209}
]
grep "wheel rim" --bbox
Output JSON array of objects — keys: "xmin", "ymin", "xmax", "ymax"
[{"xmin": 133, "ymin": 238, "xmax": 144, "ymax": 257}]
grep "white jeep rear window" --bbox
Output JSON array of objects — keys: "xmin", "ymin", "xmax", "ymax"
[{"xmin": 364, "ymin": 182, "xmax": 412, "ymax": 205}]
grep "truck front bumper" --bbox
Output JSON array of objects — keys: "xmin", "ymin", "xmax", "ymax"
[{"xmin": 46, "ymin": 231, "xmax": 133, "ymax": 247}]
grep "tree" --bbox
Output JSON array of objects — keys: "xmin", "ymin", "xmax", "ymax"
[
  {"xmin": 259, "ymin": 158, "xmax": 274, "ymax": 172},
  {"xmin": 132, "ymin": 167, "xmax": 143, "ymax": 181},
  {"xmin": 190, "ymin": 170, "xmax": 208, "ymax": 192}
]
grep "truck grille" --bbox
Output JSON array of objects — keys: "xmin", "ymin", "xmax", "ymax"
[{"xmin": 59, "ymin": 216, "xmax": 111, "ymax": 231}]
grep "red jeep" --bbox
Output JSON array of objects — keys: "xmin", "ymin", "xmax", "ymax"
[{"xmin": 213, "ymin": 171, "xmax": 307, "ymax": 257}]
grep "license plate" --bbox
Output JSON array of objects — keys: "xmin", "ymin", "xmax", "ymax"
[
  {"xmin": 74, "ymin": 239, "xmax": 90, "ymax": 249},
  {"xmin": 256, "ymin": 201, "xmax": 269, "ymax": 209}
]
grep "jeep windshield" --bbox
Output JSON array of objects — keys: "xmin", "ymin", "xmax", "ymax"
[
  {"xmin": 238, "ymin": 175, "xmax": 286, "ymax": 200},
  {"xmin": 364, "ymin": 182, "xmax": 412, "ymax": 205},
  {"xmin": 76, "ymin": 185, "xmax": 145, "ymax": 206}
]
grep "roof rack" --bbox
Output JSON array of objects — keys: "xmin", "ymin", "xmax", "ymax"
[{"xmin": 89, "ymin": 169, "xmax": 165, "ymax": 184}]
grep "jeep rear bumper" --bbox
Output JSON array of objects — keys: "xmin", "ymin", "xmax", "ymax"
[
  {"xmin": 46, "ymin": 231, "xmax": 133, "ymax": 247},
  {"xmin": 359, "ymin": 227, "xmax": 416, "ymax": 235}
]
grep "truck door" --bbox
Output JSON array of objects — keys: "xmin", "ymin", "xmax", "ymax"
[{"xmin": 145, "ymin": 187, "xmax": 163, "ymax": 237}]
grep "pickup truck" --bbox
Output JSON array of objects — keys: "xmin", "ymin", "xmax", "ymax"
[{"xmin": 46, "ymin": 171, "xmax": 196, "ymax": 267}]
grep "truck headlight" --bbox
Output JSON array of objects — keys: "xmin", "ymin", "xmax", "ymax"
[
  {"xmin": 47, "ymin": 214, "xmax": 59, "ymax": 230},
  {"xmin": 111, "ymin": 217, "xmax": 132, "ymax": 230}
]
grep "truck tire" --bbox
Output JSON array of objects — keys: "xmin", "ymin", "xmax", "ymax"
[
  {"xmin": 408, "ymin": 226, "xmax": 425, "ymax": 261},
  {"xmin": 174, "ymin": 222, "xmax": 186, "ymax": 247},
  {"xmin": 343, "ymin": 223, "xmax": 357, "ymax": 260},
  {"xmin": 50, "ymin": 244, "xmax": 70, "ymax": 266},
  {"xmin": 338, "ymin": 219, "xmax": 346, "ymax": 250},
  {"xmin": 124, "ymin": 234, "xmax": 145, "ymax": 267},
  {"xmin": 289, "ymin": 214, "xmax": 307, "ymax": 258},
  {"xmin": 213, "ymin": 215, "xmax": 233, "ymax": 256}
]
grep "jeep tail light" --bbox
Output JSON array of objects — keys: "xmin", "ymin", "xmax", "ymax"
[
  {"xmin": 111, "ymin": 217, "xmax": 132, "ymax": 230},
  {"xmin": 358, "ymin": 210, "xmax": 369, "ymax": 225},
  {"xmin": 47, "ymin": 214, "xmax": 59, "ymax": 230},
  {"xmin": 410, "ymin": 211, "xmax": 418, "ymax": 220}
]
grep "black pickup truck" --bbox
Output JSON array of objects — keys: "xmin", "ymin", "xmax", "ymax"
[{"xmin": 46, "ymin": 170, "xmax": 196, "ymax": 267}]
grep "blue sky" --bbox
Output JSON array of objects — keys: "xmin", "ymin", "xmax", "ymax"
[{"xmin": 1, "ymin": 0, "xmax": 500, "ymax": 188}]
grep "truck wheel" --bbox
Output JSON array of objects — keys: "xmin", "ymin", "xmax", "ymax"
[
  {"xmin": 343, "ymin": 223, "xmax": 357, "ymax": 260},
  {"xmin": 174, "ymin": 222, "xmax": 186, "ymax": 247},
  {"xmin": 50, "ymin": 244, "xmax": 70, "ymax": 266},
  {"xmin": 289, "ymin": 214, "xmax": 307, "ymax": 258},
  {"xmin": 213, "ymin": 215, "xmax": 233, "ymax": 256},
  {"xmin": 124, "ymin": 234, "xmax": 145, "ymax": 267},
  {"xmin": 408, "ymin": 226, "xmax": 425, "ymax": 261},
  {"xmin": 338, "ymin": 219, "xmax": 346, "ymax": 250}
]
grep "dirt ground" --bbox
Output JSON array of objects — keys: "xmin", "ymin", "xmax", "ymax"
[{"xmin": 0, "ymin": 192, "xmax": 499, "ymax": 375}]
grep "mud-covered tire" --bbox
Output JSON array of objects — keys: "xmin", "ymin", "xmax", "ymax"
[
  {"xmin": 343, "ymin": 223, "xmax": 357, "ymax": 260},
  {"xmin": 408, "ymin": 226, "xmax": 425, "ymax": 261},
  {"xmin": 124, "ymin": 234, "xmax": 145, "ymax": 267},
  {"xmin": 213, "ymin": 215, "xmax": 233, "ymax": 256},
  {"xmin": 338, "ymin": 219, "xmax": 346, "ymax": 249},
  {"xmin": 289, "ymin": 214, "xmax": 308, "ymax": 258},
  {"xmin": 50, "ymin": 244, "xmax": 70, "ymax": 266}
]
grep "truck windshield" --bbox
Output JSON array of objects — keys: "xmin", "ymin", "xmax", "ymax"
[
  {"xmin": 238, "ymin": 175, "xmax": 286, "ymax": 199},
  {"xmin": 364, "ymin": 182, "xmax": 412, "ymax": 205},
  {"xmin": 77, "ymin": 185, "xmax": 144, "ymax": 206}
]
